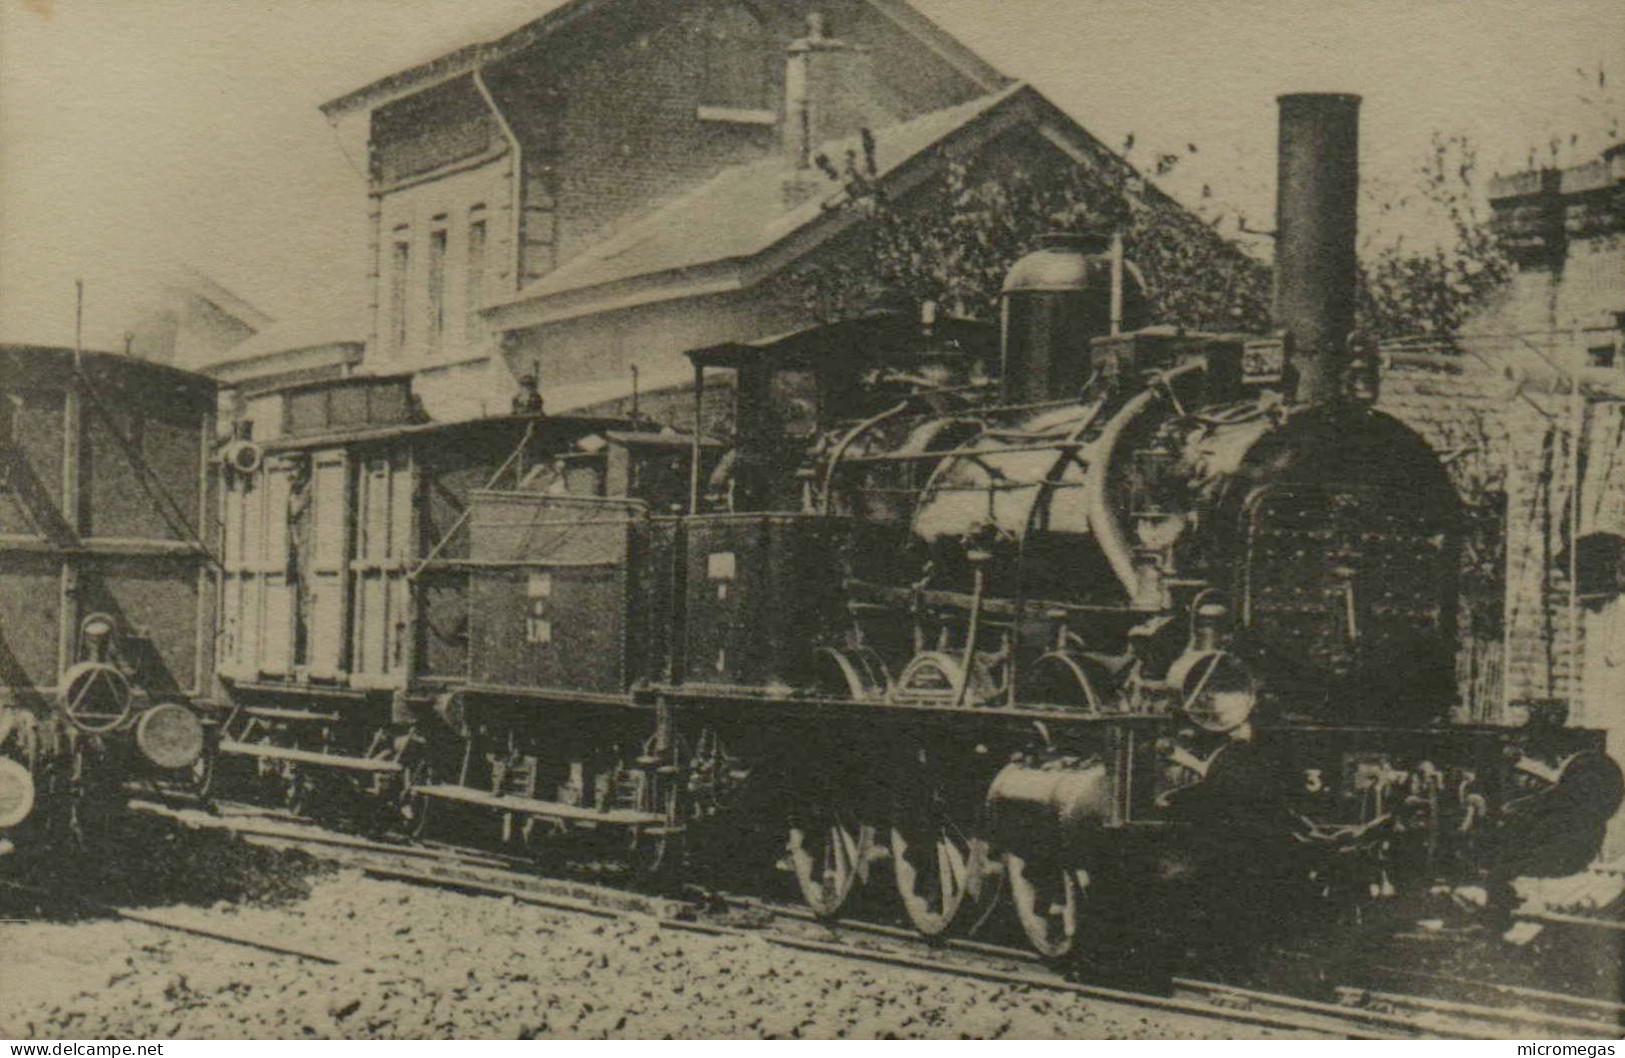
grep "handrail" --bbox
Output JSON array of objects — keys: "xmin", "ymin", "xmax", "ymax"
[
  {"xmin": 409, "ymin": 420, "xmax": 536, "ymax": 581},
  {"xmin": 1083, "ymin": 363, "xmax": 1205, "ymax": 602}
]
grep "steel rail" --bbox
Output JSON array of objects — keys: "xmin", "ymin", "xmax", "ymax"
[
  {"xmin": 0, "ymin": 878, "xmax": 341, "ymax": 965},
  {"xmin": 1332, "ymin": 984, "xmax": 1622, "ymax": 1039},
  {"xmin": 178, "ymin": 815, "xmax": 1402, "ymax": 1039},
  {"xmin": 132, "ymin": 799, "xmax": 1622, "ymax": 1040}
]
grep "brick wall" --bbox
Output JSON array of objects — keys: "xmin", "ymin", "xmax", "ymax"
[
  {"xmin": 1402, "ymin": 150, "xmax": 1625, "ymax": 729},
  {"xmin": 1377, "ymin": 339, "xmax": 1625, "ymax": 724},
  {"xmin": 483, "ymin": 0, "xmax": 981, "ymax": 271},
  {"xmin": 356, "ymin": 0, "xmax": 993, "ymax": 384}
]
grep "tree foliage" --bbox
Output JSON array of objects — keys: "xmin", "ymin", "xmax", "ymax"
[
  {"xmin": 769, "ymin": 135, "xmax": 1272, "ymax": 333},
  {"xmin": 772, "ymin": 124, "xmax": 1525, "ymax": 345},
  {"xmin": 1355, "ymin": 133, "xmax": 1514, "ymax": 340}
]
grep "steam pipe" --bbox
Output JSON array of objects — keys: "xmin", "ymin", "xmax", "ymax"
[
  {"xmin": 1083, "ymin": 362, "xmax": 1204, "ymax": 603},
  {"xmin": 1274, "ymin": 93, "xmax": 1361, "ymax": 405}
]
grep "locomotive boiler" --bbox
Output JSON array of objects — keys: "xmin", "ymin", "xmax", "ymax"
[
  {"xmin": 0, "ymin": 346, "xmax": 215, "ymax": 850},
  {"xmin": 203, "ymin": 93, "xmax": 1622, "ymax": 959}
]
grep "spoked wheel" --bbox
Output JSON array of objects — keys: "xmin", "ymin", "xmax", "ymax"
[
  {"xmin": 1004, "ymin": 849, "xmax": 1090, "ymax": 959},
  {"xmin": 786, "ymin": 803, "xmax": 870, "ymax": 919},
  {"xmin": 891, "ymin": 810, "xmax": 984, "ymax": 937}
]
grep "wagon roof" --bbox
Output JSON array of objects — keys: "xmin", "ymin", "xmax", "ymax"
[
  {"xmin": 0, "ymin": 344, "xmax": 216, "ymax": 404},
  {"xmin": 259, "ymin": 411, "xmax": 649, "ymax": 454}
]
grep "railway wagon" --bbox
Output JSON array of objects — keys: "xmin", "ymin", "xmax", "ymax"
[
  {"xmin": 208, "ymin": 94, "xmax": 1623, "ymax": 959},
  {"xmin": 208, "ymin": 371, "xmax": 691, "ymax": 824},
  {"xmin": 0, "ymin": 345, "xmax": 215, "ymax": 846}
]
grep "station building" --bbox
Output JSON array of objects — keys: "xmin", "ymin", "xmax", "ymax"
[{"xmin": 208, "ymin": 0, "xmax": 1250, "ymax": 434}]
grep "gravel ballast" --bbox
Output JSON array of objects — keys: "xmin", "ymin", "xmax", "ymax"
[{"xmin": 0, "ymin": 869, "xmax": 1306, "ymax": 1039}]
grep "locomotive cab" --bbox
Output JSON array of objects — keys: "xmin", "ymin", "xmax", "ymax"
[{"xmin": 686, "ymin": 312, "xmax": 998, "ymax": 513}]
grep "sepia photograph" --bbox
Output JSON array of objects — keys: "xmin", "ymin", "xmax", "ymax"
[{"xmin": 0, "ymin": 0, "xmax": 1622, "ymax": 1042}]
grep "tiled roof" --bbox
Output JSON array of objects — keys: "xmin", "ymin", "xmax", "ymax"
[
  {"xmin": 209, "ymin": 307, "xmax": 368, "ymax": 366},
  {"xmin": 321, "ymin": 0, "xmax": 587, "ymax": 118},
  {"xmin": 490, "ymin": 82, "xmax": 1034, "ymax": 313}
]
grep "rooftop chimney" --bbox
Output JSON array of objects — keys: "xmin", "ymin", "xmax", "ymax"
[
  {"xmin": 1274, "ymin": 92, "xmax": 1361, "ymax": 405},
  {"xmin": 782, "ymin": 12, "xmax": 885, "ymax": 201}
]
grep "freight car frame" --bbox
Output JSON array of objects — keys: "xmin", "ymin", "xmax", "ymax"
[{"xmin": 0, "ymin": 345, "xmax": 216, "ymax": 842}]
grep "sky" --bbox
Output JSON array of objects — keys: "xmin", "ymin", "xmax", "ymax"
[{"xmin": 0, "ymin": 0, "xmax": 1620, "ymax": 351}]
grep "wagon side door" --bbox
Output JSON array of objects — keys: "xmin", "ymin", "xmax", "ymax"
[
  {"xmin": 350, "ymin": 447, "xmax": 414, "ymax": 689},
  {"xmin": 257, "ymin": 458, "xmax": 294, "ymax": 678},
  {"xmin": 304, "ymin": 447, "xmax": 351, "ymax": 680}
]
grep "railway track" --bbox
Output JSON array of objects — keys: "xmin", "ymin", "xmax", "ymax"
[
  {"xmin": 0, "ymin": 877, "xmax": 343, "ymax": 965},
  {"xmin": 125, "ymin": 798, "xmax": 1623, "ymax": 1040}
]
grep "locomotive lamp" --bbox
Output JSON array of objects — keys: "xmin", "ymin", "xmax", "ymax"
[
  {"xmin": 1164, "ymin": 593, "xmax": 1258, "ymax": 735},
  {"xmin": 134, "ymin": 702, "xmax": 206, "ymax": 771},
  {"xmin": 53, "ymin": 611, "xmax": 206, "ymax": 771},
  {"xmin": 219, "ymin": 437, "xmax": 264, "ymax": 476},
  {"xmin": 79, "ymin": 612, "xmax": 115, "ymax": 661},
  {"xmin": 1167, "ymin": 650, "xmax": 1259, "ymax": 736}
]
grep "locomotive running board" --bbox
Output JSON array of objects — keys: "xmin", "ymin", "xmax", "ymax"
[
  {"xmin": 412, "ymin": 784, "xmax": 666, "ymax": 828},
  {"xmin": 217, "ymin": 739, "xmax": 404, "ymax": 773},
  {"xmin": 239, "ymin": 706, "xmax": 345, "ymax": 724}
]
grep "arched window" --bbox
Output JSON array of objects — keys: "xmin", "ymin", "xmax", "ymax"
[{"xmin": 701, "ymin": 3, "xmax": 772, "ymax": 114}]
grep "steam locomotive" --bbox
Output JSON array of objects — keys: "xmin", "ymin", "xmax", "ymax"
[
  {"xmin": 204, "ymin": 93, "xmax": 1620, "ymax": 957},
  {"xmin": 0, "ymin": 345, "xmax": 214, "ymax": 850}
]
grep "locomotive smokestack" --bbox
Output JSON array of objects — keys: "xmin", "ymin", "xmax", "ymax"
[{"xmin": 1274, "ymin": 93, "xmax": 1361, "ymax": 405}]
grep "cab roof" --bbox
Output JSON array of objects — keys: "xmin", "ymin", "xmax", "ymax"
[{"xmin": 685, "ymin": 312, "xmax": 997, "ymax": 372}]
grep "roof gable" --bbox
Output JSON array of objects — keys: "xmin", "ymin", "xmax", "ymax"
[
  {"xmin": 483, "ymin": 82, "xmax": 1140, "ymax": 327},
  {"xmin": 319, "ymin": 0, "xmax": 1003, "ymax": 119}
]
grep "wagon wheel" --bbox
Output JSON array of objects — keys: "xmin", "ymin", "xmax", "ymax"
[
  {"xmin": 408, "ymin": 789, "xmax": 436, "ymax": 840},
  {"xmin": 1004, "ymin": 849, "xmax": 1091, "ymax": 959},
  {"xmin": 786, "ymin": 800, "xmax": 870, "ymax": 919},
  {"xmin": 378, "ymin": 750, "xmax": 425, "ymax": 838},
  {"xmin": 242, "ymin": 726, "xmax": 291, "ymax": 807},
  {"xmin": 629, "ymin": 783, "xmax": 680, "ymax": 879}
]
